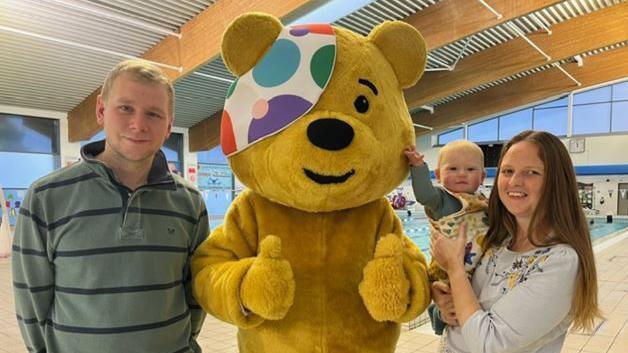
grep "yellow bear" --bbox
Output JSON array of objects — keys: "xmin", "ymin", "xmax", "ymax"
[{"xmin": 192, "ymin": 12, "xmax": 430, "ymax": 353}]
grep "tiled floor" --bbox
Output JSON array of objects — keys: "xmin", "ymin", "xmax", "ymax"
[{"xmin": 1, "ymin": 230, "xmax": 627, "ymax": 353}]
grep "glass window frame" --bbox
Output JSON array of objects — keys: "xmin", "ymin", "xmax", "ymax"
[
  {"xmin": 0, "ymin": 114, "xmax": 61, "ymax": 155},
  {"xmin": 436, "ymin": 127, "xmax": 464, "ymax": 146},
  {"xmin": 432, "ymin": 79, "xmax": 628, "ymax": 146},
  {"xmin": 468, "ymin": 117, "xmax": 499, "ymax": 144}
]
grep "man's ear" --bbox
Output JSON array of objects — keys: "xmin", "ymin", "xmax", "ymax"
[
  {"xmin": 165, "ymin": 117, "xmax": 173, "ymax": 139},
  {"xmin": 96, "ymin": 95, "xmax": 105, "ymax": 127}
]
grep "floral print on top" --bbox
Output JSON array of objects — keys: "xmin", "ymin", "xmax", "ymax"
[
  {"xmin": 487, "ymin": 247, "xmax": 552, "ymax": 293},
  {"xmin": 444, "ymin": 243, "xmax": 579, "ymax": 353}
]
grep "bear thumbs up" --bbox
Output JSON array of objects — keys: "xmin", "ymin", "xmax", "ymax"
[
  {"xmin": 240, "ymin": 235, "xmax": 295, "ymax": 320},
  {"xmin": 258, "ymin": 235, "xmax": 282, "ymax": 259},
  {"xmin": 359, "ymin": 234, "xmax": 410, "ymax": 321},
  {"xmin": 373, "ymin": 233, "xmax": 404, "ymax": 259}
]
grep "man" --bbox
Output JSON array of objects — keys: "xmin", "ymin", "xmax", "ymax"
[{"xmin": 12, "ymin": 59, "xmax": 208, "ymax": 353}]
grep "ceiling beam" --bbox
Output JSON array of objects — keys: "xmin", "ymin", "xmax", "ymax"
[
  {"xmin": 412, "ymin": 46, "xmax": 628, "ymax": 135},
  {"xmin": 403, "ymin": 0, "xmax": 564, "ymax": 50},
  {"xmin": 189, "ymin": 110, "xmax": 221, "ymax": 152},
  {"xmin": 187, "ymin": 0, "xmax": 569, "ymax": 151},
  {"xmin": 67, "ymin": 0, "xmax": 317, "ymax": 142},
  {"xmin": 405, "ymin": 3, "xmax": 628, "ymax": 109}
]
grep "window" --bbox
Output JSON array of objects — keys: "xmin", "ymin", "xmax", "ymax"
[
  {"xmin": 571, "ymin": 86, "xmax": 615, "ymax": 136},
  {"xmin": 0, "ymin": 152, "xmax": 59, "ymax": 189},
  {"xmin": 572, "ymin": 103, "xmax": 612, "ymax": 135},
  {"xmin": 612, "ymin": 101, "xmax": 628, "ymax": 132},
  {"xmin": 611, "ymin": 82, "xmax": 628, "ymax": 133},
  {"xmin": 0, "ymin": 114, "xmax": 60, "ymax": 227},
  {"xmin": 80, "ymin": 130, "xmax": 105, "ymax": 146},
  {"xmin": 197, "ymin": 146, "xmax": 234, "ymax": 226},
  {"xmin": 499, "ymin": 108, "xmax": 532, "ymax": 140},
  {"xmin": 0, "ymin": 114, "xmax": 59, "ymax": 154},
  {"xmin": 531, "ymin": 97, "xmax": 568, "ymax": 136},
  {"xmin": 535, "ymin": 96, "xmax": 568, "ymax": 109},
  {"xmin": 573, "ymin": 86, "xmax": 611, "ymax": 105},
  {"xmin": 479, "ymin": 144, "xmax": 503, "ymax": 168},
  {"xmin": 533, "ymin": 106, "xmax": 567, "ymax": 136},
  {"xmin": 468, "ymin": 118, "xmax": 498, "ymax": 143},
  {"xmin": 612, "ymin": 81, "xmax": 628, "ymax": 100},
  {"xmin": 572, "ymin": 87, "xmax": 613, "ymax": 136},
  {"xmin": 197, "ymin": 147, "xmax": 228, "ymax": 164},
  {"xmin": 437, "ymin": 128, "xmax": 464, "ymax": 146},
  {"xmin": 435, "ymin": 81, "xmax": 627, "ymax": 146},
  {"xmin": 163, "ymin": 133, "xmax": 184, "ymax": 176}
]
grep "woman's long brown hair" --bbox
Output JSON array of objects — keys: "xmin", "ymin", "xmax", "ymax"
[{"xmin": 484, "ymin": 130, "xmax": 601, "ymax": 331}]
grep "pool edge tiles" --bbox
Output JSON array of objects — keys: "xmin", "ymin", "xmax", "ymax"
[{"xmin": 593, "ymin": 226, "xmax": 628, "ymax": 254}]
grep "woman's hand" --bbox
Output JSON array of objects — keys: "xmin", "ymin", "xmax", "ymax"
[
  {"xmin": 430, "ymin": 224, "xmax": 467, "ymax": 274},
  {"xmin": 431, "ymin": 281, "xmax": 458, "ymax": 326}
]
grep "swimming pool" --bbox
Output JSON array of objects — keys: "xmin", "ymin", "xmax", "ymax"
[
  {"xmin": 400, "ymin": 214, "xmax": 628, "ymax": 260},
  {"xmin": 588, "ymin": 217, "xmax": 628, "ymax": 240},
  {"xmin": 208, "ymin": 214, "xmax": 628, "ymax": 260}
]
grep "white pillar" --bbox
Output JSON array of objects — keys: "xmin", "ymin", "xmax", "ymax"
[{"xmin": 0, "ymin": 184, "xmax": 11, "ymax": 258}]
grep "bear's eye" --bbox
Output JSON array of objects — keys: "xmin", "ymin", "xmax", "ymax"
[{"xmin": 354, "ymin": 95, "xmax": 369, "ymax": 114}]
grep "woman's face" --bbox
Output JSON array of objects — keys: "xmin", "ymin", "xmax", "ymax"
[{"xmin": 497, "ymin": 141, "xmax": 545, "ymax": 224}]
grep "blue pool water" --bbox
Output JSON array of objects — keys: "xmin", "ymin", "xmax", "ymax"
[
  {"xmin": 400, "ymin": 215, "xmax": 628, "ymax": 260},
  {"xmin": 588, "ymin": 217, "xmax": 628, "ymax": 239}
]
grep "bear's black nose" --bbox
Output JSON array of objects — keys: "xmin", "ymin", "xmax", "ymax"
[{"xmin": 307, "ymin": 118, "xmax": 354, "ymax": 151}]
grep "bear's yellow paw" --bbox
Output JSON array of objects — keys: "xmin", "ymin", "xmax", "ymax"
[
  {"xmin": 359, "ymin": 234, "xmax": 410, "ymax": 321},
  {"xmin": 240, "ymin": 235, "xmax": 295, "ymax": 320}
]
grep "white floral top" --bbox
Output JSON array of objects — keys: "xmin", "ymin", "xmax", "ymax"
[{"xmin": 445, "ymin": 243, "xmax": 579, "ymax": 353}]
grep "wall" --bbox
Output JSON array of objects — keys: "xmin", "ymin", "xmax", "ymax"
[{"xmin": 567, "ymin": 134, "xmax": 628, "ymax": 166}]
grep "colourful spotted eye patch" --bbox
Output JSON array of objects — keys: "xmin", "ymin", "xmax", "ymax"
[{"xmin": 221, "ymin": 24, "xmax": 336, "ymax": 156}]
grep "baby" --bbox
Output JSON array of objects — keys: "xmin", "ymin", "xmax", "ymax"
[{"xmin": 404, "ymin": 140, "xmax": 489, "ymax": 282}]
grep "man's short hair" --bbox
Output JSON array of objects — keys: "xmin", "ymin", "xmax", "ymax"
[
  {"xmin": 101, "ymin": 59, "xmax": 174, "ymax": 118},
  {"xmin": 437, "ymin": 140, "xmax": 484, "ymax": 168}
]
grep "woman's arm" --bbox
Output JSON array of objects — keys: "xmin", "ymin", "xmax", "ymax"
[
  {"xmin": 461, "ymin": 247, "xmax": 578, "ymax": 353},
  {"xmin": 432, "ymin": 227, "xmax": 579, "ymax": 353},
  {"xmin": 431, "ymin": 281, "xmax": 458, "ymax": 326},
  {"xmin": 430, "ymin": 224, "xmax": 481, "ymax": 326}
]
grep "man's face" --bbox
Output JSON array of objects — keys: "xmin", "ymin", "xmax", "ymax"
[{"xmin": 96, "ymin": 73, "xmax": 172, "ymax": 164}]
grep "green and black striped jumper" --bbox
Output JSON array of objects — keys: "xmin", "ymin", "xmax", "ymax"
[{"xmin": 12, "ymin": 141, "xmax": 209, "ymax": 353}]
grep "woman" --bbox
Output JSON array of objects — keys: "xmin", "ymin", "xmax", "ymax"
[{"xmin": 430, "ymin": 130, "xmax": 601, "ymax": 353}]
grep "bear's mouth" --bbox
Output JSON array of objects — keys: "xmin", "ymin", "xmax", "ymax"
[{"xmin": 303, "ymin": 168, "xmax": 355, "ymax": 184}]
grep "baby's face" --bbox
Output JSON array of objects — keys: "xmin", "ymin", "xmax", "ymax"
[{"xmin": 437, "ymin": 151, "xmax": 485, "ymax": 194}]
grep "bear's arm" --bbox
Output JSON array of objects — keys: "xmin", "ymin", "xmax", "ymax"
[
  {"xmin": 191, "ymin": 191, "xmax": 265, "ymax": 328},
  {"xmin": 379, "ymin": 199, "xmax": 431, "ymax": 322}
]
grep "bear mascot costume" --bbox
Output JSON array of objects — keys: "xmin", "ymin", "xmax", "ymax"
[{"xmin": 192, "ymin": 12, "xmax": 431, "ymax": 353}]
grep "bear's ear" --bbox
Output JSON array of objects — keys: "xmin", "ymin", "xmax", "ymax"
[
  {"xmin": 221, "ymin": 12, "xmax": 283, "ymax": 76},
  {"xmin": 368, "ymin": 21, "xmax": 427, "ymax": 89}
]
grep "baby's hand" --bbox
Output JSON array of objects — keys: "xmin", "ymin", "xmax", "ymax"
[{"xmin": 403, "ymin": 146, "xmax": 425, "ymax": 166}]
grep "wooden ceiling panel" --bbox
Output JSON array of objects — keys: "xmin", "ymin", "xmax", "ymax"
[
  {"xmin": 405, "ymin": 3, "xmax": 628, "ymax": 109},
  {"xmin": 412, "ymin": 46, "xmax": 628, "ymax": 135},
  {"xmin": 404, "ymin": 0, "xmax": 564, "ymax": 50},
  {"xmin": 67, "ymin": 0, "xmax": 315, "ymax": 142}
]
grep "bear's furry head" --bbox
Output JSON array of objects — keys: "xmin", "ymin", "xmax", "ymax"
[{"xmin": 221, "ymin": 12, "xmax": 426, "ymax": 212}]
